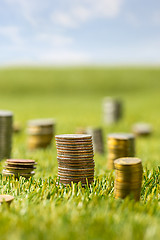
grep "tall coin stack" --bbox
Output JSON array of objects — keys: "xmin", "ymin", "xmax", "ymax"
[
  {"xmin": 0, "ymin": 110, "xmax": 13, "ymax": 160},
  {"xmin": 114, "ymin": 157, "xmax": 143, "ymax": 201},
  {"xmin": 27, "ymin": 118, "xmax": 55, "ymax": 150},
  {"xmin": 107, "ymin": 133, "xmax": 135, "ymax": 169},
  {"xmin": 103, "ymin": 97, "xmax": 122, "ymax": 124},
  {"xmin": 55, "ymin": 134, "xmax": 95, "ymax": 186},
  {"xmin": 3, "ymin": 159, "xmax": 37, "ymax": 178},
  {"xmin": 86, "ymin": 127, "xmax": 104, "ymax": 154}
]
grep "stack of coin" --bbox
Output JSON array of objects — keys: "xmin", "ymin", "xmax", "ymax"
[
  {"xmin": 132, "ymin": 123, "xmax": 152, "ymax": 137},
  {"xmin": 86, "ymin": 127, "xmax": 104, "ymax": 154},
  {"xmin": 55, "ymin": 134, "xmax": 95, "ymax": 186},
  {"xmin": 114, "ymin": 157, "xmax": 143, "ymax": 201},
  {"xmin": 13, "ymin": 122, "xmax": 22, "ymax": 134},
  {"xmin": 107, "ymin": 133, "xmax": 135, "ymax": 169},
  {"xmin": 0, "ymin": 195, "xmax": 14, "ymax": 206},
  {"xmin": 0, "ymin": 110, "xmax": 13, "ymax": 160},
  {"xmin": 3, "ymin": 159, "xmax": 37, "ymax": 178},
  {"xmin": 75, "ymin": 127, "xmax": 86, "ymax": 134},
  {"xmin": 103, "ymin": 97, "xmax": 122, "ymax": 124},
  {"xmin": 27, "ymin": 118, "xmax": 55, "ymax": 150}
]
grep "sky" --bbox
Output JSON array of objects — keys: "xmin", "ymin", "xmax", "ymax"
[{"xmin": 0, "ymin": 0, "xmax": 160, "ymax": 66}]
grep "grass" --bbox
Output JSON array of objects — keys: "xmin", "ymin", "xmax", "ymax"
[{"xmin": 0, "ymin": 67, "xmax": 159, "ymax": 240}]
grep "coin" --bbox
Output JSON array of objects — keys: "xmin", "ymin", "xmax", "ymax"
[
  {"xmin": 56, "ymin": 145, "xmax": 93, "ymax": 150},
  {"xmin": 13, "ymin": 122, "xmax": 22, "ymax": 134},
  {"xmin": 5, "ymin": 166, "xmax": 36, "ymax": 174},
  {"xmin": 108, "ymin": 133, "xmax": 134, "ymax": 140},
  {"xmin": 114, "ymin": 181, "xmax": 142, "ymax": 190},
  {"xmin": 132, "ymin": 122, "xmax": 152, "ymax": 136},
  {"xmin": 107, "ymin": 133, "xmax": 135, "ymax": 170},
  {"xmin": 56, "ymin": 141, "xmax": 92, "ymax": 145},
  {"xmin": 115, "ymin": 171, "xmax": 142, "ymax": 182},
  {"xmin": 75, "ymin": 127, "xmax": 87, "ymax": 134},
  {"xmin": 114, "ymin": 158, "xmax": 142, "ymax": 171},
  {"xmin": 55, "ymin": 134, "xmax": 92, "ymax": 140},
  {"xmin": 57, "ymin": 149, "xmax": 93, "ymax": 154},
  {"xmin": 3, "ymin": 169, "xmax": 35, "ymax": 178},
  {"xmin": 103, "ymin": 97, "xmax": 122, "ymax": 125},
  {"xmin": 0, "ymin": 195, "xmax": 14, "ymax": 205},
  {"xmin": 85, "ymin": 127, "xmax": 104, "ymax": 154},
  {"xmin": 56, "ymin": 134, "xmax": 95, "ymax": 186},
  {"xmin": 58, "ymin": 162, "xmax": 95, "ymax": 167},
  {"xmin": 27, "ymin": 118, "xmax": 55, "ymax": 149},
  {"xmin": 6, "ymin": 159, "xmax": 36, "ymax": 164},
  {"xmin": 3, "ymin": 159, "xmax": 37, "ymax": 178},
  {"xmin": 0, "ymin": 110, "xmax": 13, "ymax": 160},
  {"xmin": 114, "ymin": 189, "xmax": 141, "ymax": 201},
  {"xmin": 114, "ymin": 157, "xmax": 142, "ymax": 201}
]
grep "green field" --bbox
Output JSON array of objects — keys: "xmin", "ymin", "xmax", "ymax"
[{"xmin": 0, "ymin": 67, "xmax": 159, "ymax": 240}]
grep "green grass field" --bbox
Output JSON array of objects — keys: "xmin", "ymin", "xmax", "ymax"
[{"xmin": 0, "ymin": 67, "xmax": 159, "ymax": 240}]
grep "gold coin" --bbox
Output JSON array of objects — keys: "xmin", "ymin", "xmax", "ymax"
[
  {"xmin": 114, "ymin": 157, "xmax": 142, "ymax": 170},
  {"xmin": 114, "ymin": 180, "xmax": 142, "ymax": 190}
]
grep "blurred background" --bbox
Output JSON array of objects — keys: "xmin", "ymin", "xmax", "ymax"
[
  {"xmin": 0, "ymin": 0, "xmax": 160, "ymax": 171},
  {"xmin": 0, "ymin": 3, "xmax": 160, "ymax": 239},
  {"xmin": 0, "ymin": 0, "xmax": 160, "ymax": 66}
]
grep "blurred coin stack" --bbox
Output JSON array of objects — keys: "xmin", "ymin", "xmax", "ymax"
[
  {"xmin": 103, "ymin": 97, "xmax": 122, "ymax": 124},
  {"xmin": 3, "ymin": 159, "xmax": 37, "ymax": 178},
  {"xmin": 75, "ymin": 127, "xmax": 86, "ymax": 134},
  {"xmin": 27, "ymin": 118, "xmax": 55, "ymax": 150},
  {"xmin": 55, "ymin": 134, "xmax": 95, "ymax": 186},
  {"xmin": 0, "ymin": 110, "xmax": 13, "ymax": 160},
  {"xmin": 107, "ymin": 133, "xmax": 135, "ymax": 169},
  {"xmin": 86, "ymin": 127, "xmax": 104, "ymax": 154},
  {"xmin": 114, "ymin": 157, "xmax": 143, "ymax": 201},
  {"xmin": 132, "ymin": 122, "xmax": 152, "ymax": 137},
  {"xmin": 13, "ymin": 122, "xmax": 22, "ymax": 134}
]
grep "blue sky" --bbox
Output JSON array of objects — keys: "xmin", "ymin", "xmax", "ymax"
[{"xmin": 0, "ymin": 0, "xmax": 160, "ymax": 65}]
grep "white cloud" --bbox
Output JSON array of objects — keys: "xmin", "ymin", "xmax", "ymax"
[
  {"xmin": 52, "ymin": 12, "xmax": 77, "ymax": 28},
  {"xmin": 4, "ymin": 0, "xmax": 44, "ymax": 26},
  {"xmin": 0, "ymin": 48, "xmax": 91, "ymax": 66},
  {"xmin": 51, "ymin": 0, "xmax": 123, "ymax": 28},
  {"xmin": 0, "ymin": 26, "xmax": 22, "ymax": 44},
  {"xmin": 87, "ymin": 0, "xmax": 123, "ymax": 18},
  {"xmin": 0, "ymin": 0, "xmax": 129, "ymax": 66},
  {"xmin": 72, "ymin": 6, "xmax": 91, "ymax": 22},
  {"xmin": 39, "ymin": 49, "xmax": 91, "ymax": 65},
  {"xmin": 36, "ymin": 33, "xmax": 74, "ymax": 46},
  {"xmin": 4, "ymin": 0, "xmax": 123, "ymax": 28}
]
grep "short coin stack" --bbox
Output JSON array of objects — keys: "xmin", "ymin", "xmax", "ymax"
[
  {"xmin": 107, "ymin": 133, "xmax": 135, "ymax": 169},
  {"xmin": 0, "ymin": 110, "xmax": 13, "ymax": 160},
  {"xmin": 55, "ymin": 134, "xmax": 95, "ymax": 186},
  {"xmin": 103, "ymin": 97, "xmax": 122, "ymax": 124},
  {"xmin": 75, "ymin": 127, "xmax": 86, "ymax": 134},
  {"xmin": 132, "ymin": 122, "xmax": 152, "ymax": 137},
  {"xmin": 27, "ymin": 118, "xmax": 55, "ymax": 150},
  {"xmin": 13, "ymin": 122, "xmax": 22, "ymax": 134},
  {"xmin": 3, "ymin": 159, "xmax": 37, "ymax": 178},
  {"xmin": 114, "ymin": 157, "xmax": 143, "ymax": 201},
  {"xmin": 86, "ymin": 127, "xmax": 104, "ymax": 154}
]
